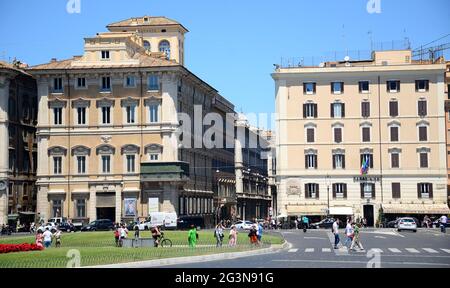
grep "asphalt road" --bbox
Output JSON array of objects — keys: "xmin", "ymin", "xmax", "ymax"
[{"xmin": 165, "ymin": 228, "xmax": 450, "ymax": 268}]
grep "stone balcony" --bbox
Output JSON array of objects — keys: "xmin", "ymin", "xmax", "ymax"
[{"xmin": 140, "ymin": 161, "xmax": 190, "ymax": 182}]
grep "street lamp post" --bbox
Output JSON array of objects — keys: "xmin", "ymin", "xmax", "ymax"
[{"xmin": 326, "ymin": 174, "xmax": 331, "ymax": 217}]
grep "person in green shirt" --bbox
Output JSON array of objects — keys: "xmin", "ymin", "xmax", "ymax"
[
  {"xmin": 350, "ymin": 222, "xmax": 364, "ymax": 251},
  {"xmin": 188, "ymin": 225, "xmax": 198, "ymax": 248}
]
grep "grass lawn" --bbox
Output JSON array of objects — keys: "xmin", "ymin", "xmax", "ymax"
[{"xmin": 0, "ymin": 230, "xmax": 283, "ymax": 268}]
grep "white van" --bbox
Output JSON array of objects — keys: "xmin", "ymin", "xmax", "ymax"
[{"xmin": 139, "ymin": 212, "xmax": 177, "ymax": 230}]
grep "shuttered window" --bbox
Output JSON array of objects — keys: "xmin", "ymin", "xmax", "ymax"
[
  {"xmin": 361, "ymin": 102, "xmax": 370, "ymax": 118},
  {"xmin": 306, "ymin": 128, "xmax": 315, "ymax": 143},
  {"xmin": 334, "ymin": 128, "xmax": 342, "ymax": 143},
  {"xmin": 362, "ymin": 127, "xmax": 371, "ymax": 142},
  {"xmin": 389, "ymin": 101, "xmax": 398, "ymax": 117},
  {"xmin": 392, "ymin": 183, "xmax": 401, "ymax": 199},
  {"xmin": 419, "ymin": 126, "xmax": 427, "ymax": 141},
  {"xmin": 417, "ymin": 183, "xmax": 433, "ymax": 199},
  {"xmin": 415, "ymin": 80, "xmax": 429, "ymax": 92},
  {"xmin": 419, "ymin": 152, "xmax": 428, "ymax": 168},
  {"xmin": 332, "ymin": 154, "xmax": 345, "ymax": 169},
  {"xmin": 303, "ymin": 103, "xmax": 318, "ymax": 118},
  {"xmin": 391, "ymin": 153, "xmax": 399, "ymax": 168},
  {"xmin": 305, "ymin": 183, "xmax": 319, "ymax": 199},
  {"xmin": 418, "ymin": 100, "xmax": 427, "ymax": 116},
  {"xmin": 390, "ymin": 126, "xmax": 399, "ymax": 142}
]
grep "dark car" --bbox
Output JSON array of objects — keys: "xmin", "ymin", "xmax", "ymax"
[
  {"xmin": 81, "ymin": 219, "xmax": 114, "ymax": 231},
  {"xmin": 386, "ymin": 219, "xmax": 399, "ymax": 228},
  {"xmin": 177, "ymin": 216, "xmax": 204, "ymax": 230},
  {"xmin": 58, "ymin": 222, "xmax": 76, "ymax": 232},
  {"xmin": 310, "ymin": 218, "xmax": 336, "ymax": 229}
]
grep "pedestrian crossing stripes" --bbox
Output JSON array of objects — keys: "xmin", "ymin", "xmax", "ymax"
[
  {"xmin": 388, "ymin": 248, "xmax": 402, "ymax": 253},
  {"xmin": 286, "ymin": 247, "xmax": 450, "ymax": 255}
]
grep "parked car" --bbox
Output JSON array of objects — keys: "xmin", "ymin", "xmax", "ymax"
[
  {"xmin": 386, "ymin": 219, "xmax": 400, "ymax": 228},
  {"xmin": 387, "ymin": 217, "xmax": 420, "ymax": 228},
  {"xmin": 177, "ymin": 216, "xmax": 205, "ymax": 230},
  {"xmin": 37, "ymin": 222, "xmax": 57, "ymax": 233},
  {"xmin": 234, "ymin": 220, "xmax": 255, "ymax": 230},
  {"xmin": 58, "ymin": 222, "xmax": 76, "ymax": 232},
  {"xmin": 48, "ymin": 217, "xmax": 68, "ymax": 224},
  {"xmin": 310, "ymin": 218, "xmax": 336, "ymax": 229},
  {"xmin": 81, "ymin": 219, "xmax": 114, "ymax": 231},
  {"xmin": 397, "ymin": 217, "xmax": 417, "ymax": 232}
]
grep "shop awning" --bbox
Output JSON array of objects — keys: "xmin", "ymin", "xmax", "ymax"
[
  {"xmin": 329, "ymin": 207, "xmax": 353, "ymax": 215},
  {"xmin": 8, "ymin": 214, "xmax": 19, "ymax": 220},
  {"xmin": 19, "ymin": 211, "xmax": 36, "ymax": 216},
  {"xmin": 382, "ymin": 203, "xmax": 450, "ymax": 214},
  {"xmin": 286, "ymin": 205, "xmax": 327, "ymax": 216}
]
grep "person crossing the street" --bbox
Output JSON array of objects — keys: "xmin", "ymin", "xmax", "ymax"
[
  {"xmin": 302, "ymin": 215, "xmax": 309, "ymax": 233},
  {"xmin": 350, "ymin": 222, "xmax": 365, "ymax": 251},
  {"xmin": 332, "ymin": 219, "xmax": 340, "ymax": 249},
  {"xmin": 440, "ymin": 214, "xmax": 448, "ymax": 233},
  {"xmin": 344, "ymin": 220, "xmax": 354, "ymax": 248}
]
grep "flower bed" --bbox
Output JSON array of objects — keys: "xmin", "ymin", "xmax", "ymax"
[{"xmin": 0, "ymin": 243, "xmax": 43, "ymax": 254}]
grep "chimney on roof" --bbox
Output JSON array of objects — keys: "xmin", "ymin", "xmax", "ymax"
[{"xmin": 51, "ymin": 58, "xmax": 57, "ymax": 63}]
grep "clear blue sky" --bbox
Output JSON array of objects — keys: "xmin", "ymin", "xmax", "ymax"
[{"xmin": 1, "ymin": 0, "xmax": 449, "ymax": 127}]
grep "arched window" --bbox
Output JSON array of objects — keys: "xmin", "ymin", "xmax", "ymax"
[
  {"xmin": 159, "ymin": 40, "xmax": 170, "ymax": 58},
  {"xmin": 143, "ymin": 40, "xmax": 151, "ymax": 51}
]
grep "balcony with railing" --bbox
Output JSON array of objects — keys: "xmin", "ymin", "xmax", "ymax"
[{"xmin": 140, "ymin": 161, "xmax": 190, "ymax": 182}]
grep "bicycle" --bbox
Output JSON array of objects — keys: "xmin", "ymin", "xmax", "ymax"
[{"xmin": 154, "ymin": 232, "xmax": 172, "ymax": 247}]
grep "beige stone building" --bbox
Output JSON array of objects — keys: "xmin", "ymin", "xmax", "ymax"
[
  {"xmin": 445, "ymin": 61, "xmax": 450, "ymax": 206},
  {"xmin": 234, "ymin": 115, "xmax": 271, "ymax": 221},
  {"xmin": 28, "ymin": 16, "xmax": 235, "ymax": 227},
  {"xmin": 273, "ymin": 50, "xmax": 449, "ymax": 226}
]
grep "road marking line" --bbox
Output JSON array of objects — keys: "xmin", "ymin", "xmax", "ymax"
[
  {"xmin": 322, "ymin": 248, "xmax": 331, "ymax": 252},
  {"xmin": 441, "ymin": 249, "xmax": 450, "ymax": 254},
  {"xmin": 388, "ymin": 248, "xmax": 402, "ymax": 253},
  {"xmin": 374, "ymin": 236, "xmax": 386, "ymax": 239},
  {"xmin": 371, "ymin": 248, "xmax": 383, "ymax": 253},
  {"xmin": 423, "ymin": 248, "xmax": 438, "ymax": 254},
  {"xmin": 272, "ymin": 259, "xmax": 449, "ymax": 266},
  {"xmin": 406, "ymin": 248, "xmax": 420, "ymax": 253},
  {"xmin": 288, "ymin": 249, "xmax": 298, "ymax": 253},
  {"xmin": 305, "ymin": 248, "xmax": 314, "ymax": 253},
  {"xmin": 304, "ymin": 237, "xmax": 327, "ymax": 240}
]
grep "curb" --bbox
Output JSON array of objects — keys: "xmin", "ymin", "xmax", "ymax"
[{"xmin": 86, "ymin": 241, "xmax": 289, "ymax": 268}]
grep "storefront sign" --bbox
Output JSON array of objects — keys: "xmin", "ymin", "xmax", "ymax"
[
  {"xmin": 353, "ymin": 176, "xmax": 381, "ymax": 182},
  {"xmin": 148, "ymin": 197, "xmax": 159, "ymax": 214}
]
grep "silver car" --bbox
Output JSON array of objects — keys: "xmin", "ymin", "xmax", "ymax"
[{"xmin": 397, "ymin": 217, "xmax": 417, "ymax": 232}]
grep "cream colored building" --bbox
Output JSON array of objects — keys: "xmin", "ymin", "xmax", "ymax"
[
  {"xmin": 445, "ymin": 61, "xmax": 450, "ymax": 205},
  {"xmin": 273, "ymin": 50, "xmax": 449, "ymax": 226},
  {"xmin": 28, "ymin": 16, "xmax": 235, "ymax": 226}
]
